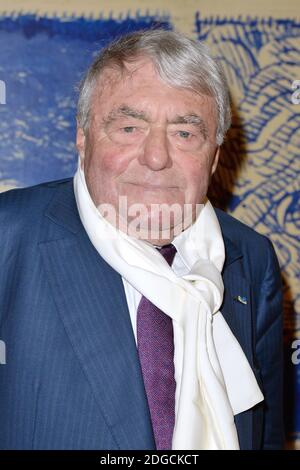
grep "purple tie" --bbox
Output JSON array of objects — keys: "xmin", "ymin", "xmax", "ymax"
[{"xmin": 137, "ymin": 244, "xmax": 177, "ymax": 450}]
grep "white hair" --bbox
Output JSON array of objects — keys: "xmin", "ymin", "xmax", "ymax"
[{"xmin": 77, "ymin": 29, "xmax": 231, "ymax": 145}]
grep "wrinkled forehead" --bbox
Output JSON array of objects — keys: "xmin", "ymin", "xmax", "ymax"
[{"xmin": 89, "ymin": 56, "xmax": 218, "ymax": 124}]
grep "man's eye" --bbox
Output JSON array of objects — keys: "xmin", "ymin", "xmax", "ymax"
[
  {"xmin": 122, "ymin": 126, "xmax": 136, "ymax": 133},
  {"xmin": 178, "ymin": 130, "xmax": 192, "ymax": 139}
]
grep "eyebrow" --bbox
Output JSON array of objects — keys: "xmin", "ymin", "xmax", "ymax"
[
  {"xmin": 103, "ymin": 106, "xmax": 208, "ymax": 139},
  {"xmin": 169, "ymin": 114, "xmax": 208, "ymax": 140},
  {"xmin": 103, "ymin": 105, "xmax": 149, "ymax": 126}
]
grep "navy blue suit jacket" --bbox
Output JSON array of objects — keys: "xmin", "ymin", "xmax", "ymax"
[{"xmin": 0, "ymin": 178, "xmax": 284, "ymax": 449}]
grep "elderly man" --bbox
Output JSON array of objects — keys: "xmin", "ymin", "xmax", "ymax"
[{"xmin": 0, "ymin": 30, "xmax": 283, "ymax": 450}]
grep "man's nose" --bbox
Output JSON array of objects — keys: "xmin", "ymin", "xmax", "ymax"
[{"xmin": 139, "ymin": 128, "xmax": 172, "ymax": 170}]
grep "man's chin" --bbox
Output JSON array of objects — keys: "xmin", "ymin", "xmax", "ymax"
[{"xmin": 97, "ymin": 198, "xmax": 199, "ymax": 241}]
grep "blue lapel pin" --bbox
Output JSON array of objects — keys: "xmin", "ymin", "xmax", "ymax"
[{"xmin": 234, "ymin": 295, "xmax": 248, "ymax": 305}]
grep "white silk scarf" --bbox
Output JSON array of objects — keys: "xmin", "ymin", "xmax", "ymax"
[{"xmin": 74, "ymin": 165, "xmax": 263, "ymax": 450}]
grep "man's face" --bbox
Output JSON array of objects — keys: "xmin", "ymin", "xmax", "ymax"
[{"xmin": 76, "ymin": 58, "xmax": 220, "ymax": 245}]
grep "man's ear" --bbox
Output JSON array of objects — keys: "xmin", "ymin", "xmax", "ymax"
[
  {"xmin": 211, "ymin": 146, "xmax": 220, "ymax": 176},
  {"xmin": 76, "ymin": 123, "xmax": 86, "ymax": 169}
]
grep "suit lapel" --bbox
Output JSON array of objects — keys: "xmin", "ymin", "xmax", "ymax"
[
  {"xmin": 221, "ymin": 240, "xmax": 254, "ymax": 367},
  {"xmin": 39, "ymin": 180, "xmax": 155, "ymax": 450},
  {"xmin": 220, "ymin": 234, "xmax": 255, "ymax": 450}
]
